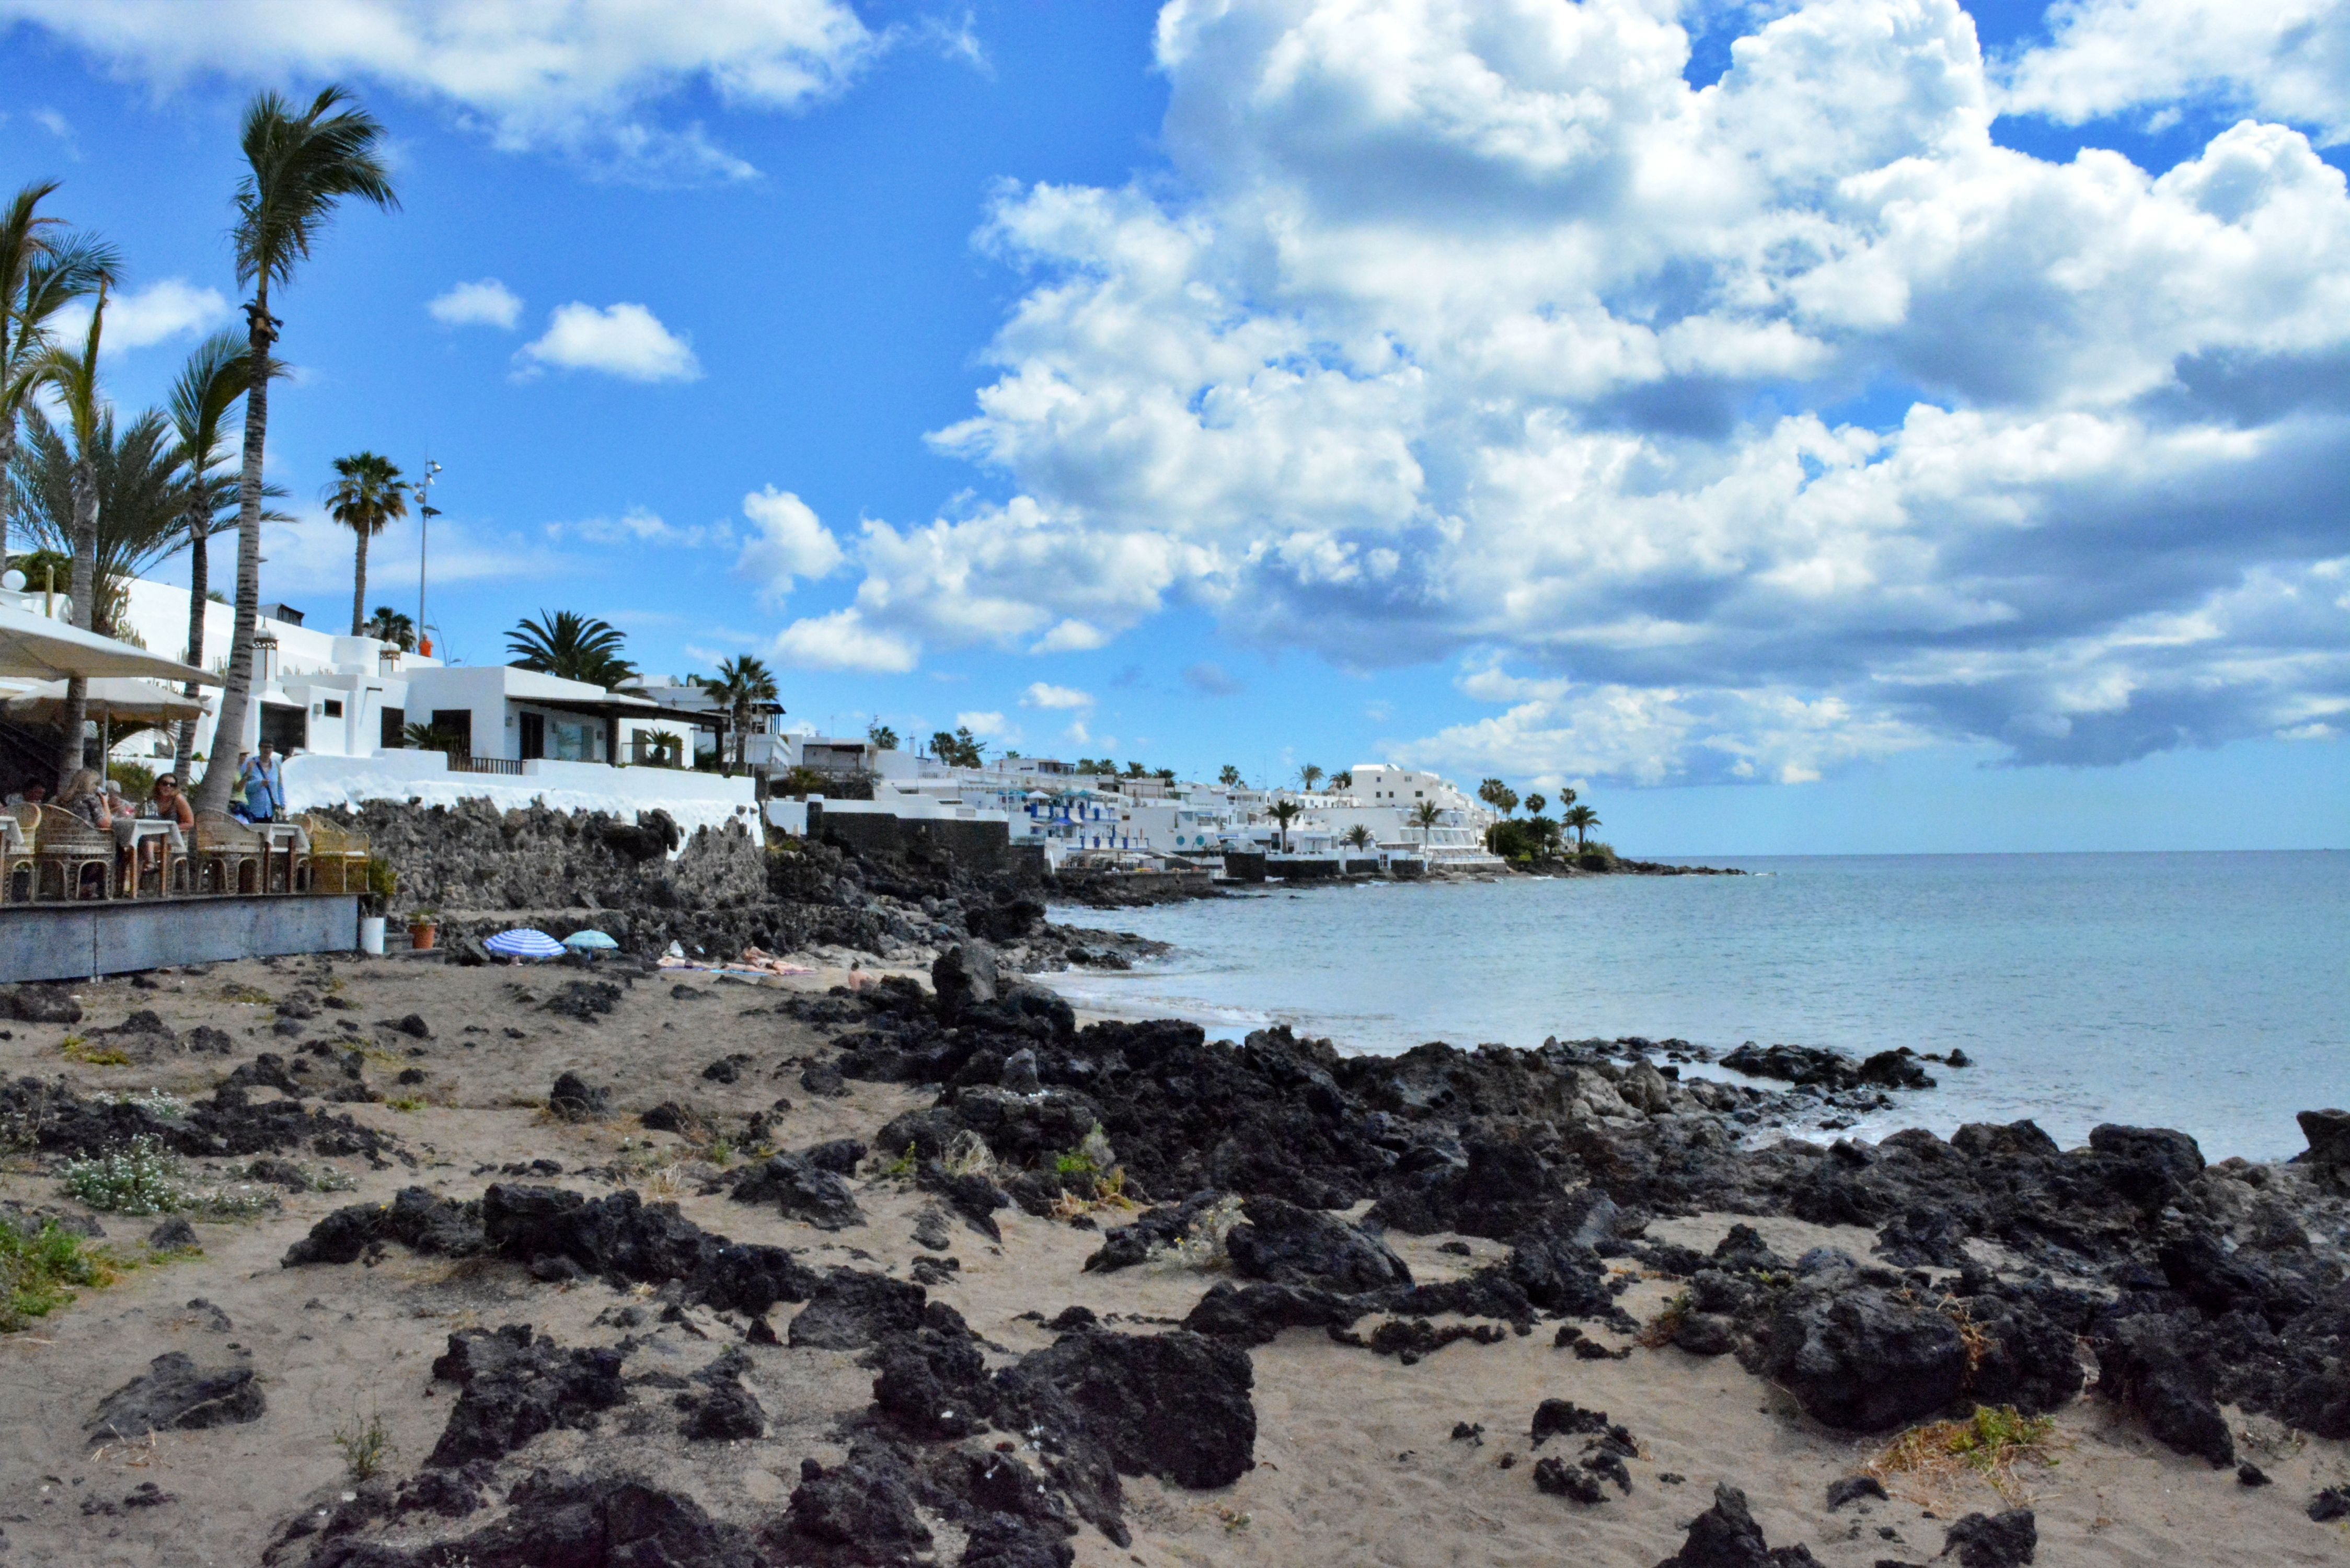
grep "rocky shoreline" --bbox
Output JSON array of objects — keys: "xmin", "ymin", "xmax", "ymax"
[{"xmin": 0, "ymin": 822, "xmax": 2344, "ymax": 1565}]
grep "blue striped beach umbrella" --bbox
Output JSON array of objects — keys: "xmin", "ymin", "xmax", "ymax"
[{"xmin": 483, "ymin": 928, "xmax": 565, "ymax": 961}]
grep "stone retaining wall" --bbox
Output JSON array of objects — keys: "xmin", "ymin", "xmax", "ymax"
[{"xmin": 321, "ymin": 798, "xmax": 768, "ymax": 917}]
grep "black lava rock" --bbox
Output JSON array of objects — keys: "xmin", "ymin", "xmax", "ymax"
[
  {"xmin": 1764, "ymin": 1277, "xmax": 1969, "ymax": 1432},
  {"xmin": 731, "ymin": 1154, "xmax": 866, "ymax": 1230},
  {"xmin": 1653, "ymin": 1481, "xmax": 1822, "ymax": 1566},
  {"xmin": 547, "ymin": 1071, "xmax": 609, "ymax": 1121},
  {"xmin": 1225, "ymin": 1196, "xmax": 1412, "ymax": 1292},
  {"xmin": 1941, "ymin": 1509, "xmax": 2036, "ymax": 1567},
  {"xmin": 425, "ymin": 1324, "xmax": 627, "ymax": 1467},
  {"xmin": 89, "ymin": 1353, "xmax": 265, "ymax": 1441}
]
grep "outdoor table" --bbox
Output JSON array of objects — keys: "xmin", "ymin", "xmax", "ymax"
[
  {"xmin": 113, "ymin": 816, "xmax": 188, "ymax": 897},
  {"xmin": 252, "ymin": 820, "xmax": 309, "ymax": 893}
]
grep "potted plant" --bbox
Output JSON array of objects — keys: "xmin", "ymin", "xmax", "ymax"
[
  {"xmin": 359, "ymin": 857, "xmax": 396, "ymax": 955},
  {"xmin": 406, "ymin": 908, "xmax": 441, "ymax": 951}
]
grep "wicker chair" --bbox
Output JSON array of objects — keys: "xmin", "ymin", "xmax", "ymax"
[
  {"xmin": 192, "ymin": 811, "xmax": 264, "ymax": 896},
  {"xmin": 2, "ymin": 804, "xmax": 36, "ymax": 903},
  {"xmin": 34, "ymin": 803, "xmax": 114, "ymax": 901},
  {"xmin": 298, "ymin": 814, "xmax": 371, "ymax": 895}
]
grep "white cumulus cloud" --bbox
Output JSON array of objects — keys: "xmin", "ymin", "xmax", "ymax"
[
  {"xmin": 429, "ymin": 278, "xmax": 524, "ymax": 329},
  {"xmin": 56, "ymin": 278, "xmax": 228, "ymax": 355},
  {"xmin": 518, "ymin": 302, "xmax": 700, "ymax": 382},
  {"xmin": 735, "ymin": 487, "xmax": 845, "ymax": 601},
  {"xmin": 798, "ymin": 0, "xmax": 2350, "ymax": 783},
  {"xmin": 0, "ymin": 0, "xmax": 876, "ymax": 181},
  {"xmin": 956, "ymin": 710, "xmax": 1015, "ymax": 741},
  {"xmin": 771, "ymin": 607, "xmax": 917, "ymax": 673},
  {"xmin": 1021, "ymin": 682, "xmax": 1093, "ymax": 709},
  {"xmin": 2001, "ymin": 0, "xmax": 2350, "ymax": 144}
]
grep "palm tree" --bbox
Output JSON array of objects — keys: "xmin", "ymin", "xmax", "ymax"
[
  {"xmin": 866, "ymin": 721, "xmax": 898, "ymax": 751},
  {"xmin": 30, "ymin": 288, "xmax": 107, "ymax": 785},
  {"xmin": 506, "ymin": 609, "xmax": 636, "ymax": 689},
  {"xmin": 1526, "ymin": 792, "xmax": 1547, "ymax": 817},
  {"xmin": 195, "ymin": 84, "xmax": 398, "ymax": 815},
  {"xmin": 165, "ymin": 330, "xmax": 258, "ymax": 776},
  {"xmin": 323, "ymin": 451, "xmax": 406, "ymax": 635},
  {"xmin": 692, "ymin": 655, "xmax": 779, "ymax": 774},
  {"xmin": 364, "ymin": 605, "xmax": 416, "ymax": 650},
  {"xmin": 14, "ymin": 405, "xmax": 231, "ymax": 635},
  {"xmin": 1342, "ymin": 824, "xmax": 1373, "ymax": 851},
  {"xmin": 1299, "ymin": 763, "xmax": 1324, "ymax": 793},
  {"xmin": 1267, "ymin": 798, "xmax": 1300, "ymax": 852},
  {"xmin": 1331, "ymin": 770, "xmax": 1352, "ymax": 791},
  {"xmin": 1563, "ymin": 804, "xmax": 1600, "ymax": 851},
  {"xmin": 1477, "ymin": 777, "xmax": 1519, "ymax": 817},
  {"xmin": 1218, "ymin": 764, "xmax": 1242, "ymax": 787},
  {"xmin": 0, "ymin": 182, "xmax": 116, "ymax": 568},
  {"xmin": 1411, "ymin": 799, "xmax": 1443, "ymax": 841}
]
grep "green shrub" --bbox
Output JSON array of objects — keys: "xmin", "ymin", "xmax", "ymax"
[
  {"xmin": 0, "ymin": 1217, "xmax": 110, "ymax": 1331},
  {"xmin": 333, "ymin": 1409, "xmax": 396, "ymax": 1482},
  {"xmin": 60, "ymin": 1136, "xmax": 271, "ymax": 1217}
]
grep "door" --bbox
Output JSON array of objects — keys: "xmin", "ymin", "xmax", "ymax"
[
  {"xmin": 380, "ymin": 706, "xmax": 405, "ymax": 750},
  {"xmin": 259, "ymin": 702, "xmax": 307, "ymax": 756},
  {"xmin": 519, "ymin": 711, "xmax": 545, "ymax": 761}
]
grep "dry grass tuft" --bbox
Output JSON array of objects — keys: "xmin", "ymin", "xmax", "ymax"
[
  {"xmin": 1866, "ymin": 1404, "xmax": 2064, "ymax": 1507},
  {"xmin": 1637, "ymin": 1289, "xmax": 1694, "ymax": 1350}
]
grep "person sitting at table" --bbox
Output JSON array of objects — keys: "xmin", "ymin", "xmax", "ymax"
[
  {"xmin": 54, "ymin": 768, "xmax": 112, "ymax": 828},
  {"xmin": 5, "ymin": 778, "xmax": 47, "ymax": 806},
  {"xmin": 148, "ymin": 773, "xmax": 195, "ymax": 832},
  {"xmin": 114, "ymin": 773, "xmax": 195, "ymax": 891}
]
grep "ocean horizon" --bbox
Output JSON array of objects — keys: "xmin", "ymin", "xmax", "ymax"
[{"xmin": 1041, "ymin": 848, "xmax": 2350, "ymax": 1163}]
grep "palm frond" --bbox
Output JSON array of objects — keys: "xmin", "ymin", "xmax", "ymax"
[{"xmin": 234, "ymin": 86, "xmax": 399, "ymax": 292}]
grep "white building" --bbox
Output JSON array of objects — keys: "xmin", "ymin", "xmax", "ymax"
[{"xmin": 2, "ymin": 580, "xmax": 747, "ymax": 849}]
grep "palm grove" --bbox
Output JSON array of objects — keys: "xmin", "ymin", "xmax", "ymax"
[
  {"xmin": 1477, "ymin": 777, "xmax": 1609, "ymax": 866},
  {"xmin": 0, "ymin": 87, "xmax": 395, "ymax": 805},
  {"xmin": 2, "ymin": 84, "xmax": 778, "ymax": 794}
]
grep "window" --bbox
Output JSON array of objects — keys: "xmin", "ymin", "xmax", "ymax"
[
  {"xmin": 550, "ymin": 717, "xmax": 595, "ymax": 761},
  {"xmin": 320, "ymin": 698, "xmax": 343, "ymax": 718},
  {"xmin": 430, "ymin": 710, "xmax": 473, "ymax": 756}
]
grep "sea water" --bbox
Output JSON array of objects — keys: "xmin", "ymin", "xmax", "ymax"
[{"xmin": 1039, "ymin": 851, "xmax": 2350, "ymax": 1161}]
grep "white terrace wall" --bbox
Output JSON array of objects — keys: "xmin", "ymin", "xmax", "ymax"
[{"xmin": 283, "ymin": 750, "xmax": 757, "ymax": 855}]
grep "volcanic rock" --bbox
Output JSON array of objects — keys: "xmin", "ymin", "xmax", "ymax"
[
  {"xmin": 730, "ymin": 1153, "xmax": 865, "ymax": 1230},
  {"xmin": 90, "ymin": 1353, "xmax": 265, "ymax": 1441},
  {"xmin": 1941, "ymin": 1509, "xmax": 2037, "ymax": 1567},
  {"xmin": 1225, "ymin": 1196, "xmax": 1411, "ymax": 1292},
  {"xmin": 425, "ymin": 1324, "xmax": 627, "ymax": 1467}
]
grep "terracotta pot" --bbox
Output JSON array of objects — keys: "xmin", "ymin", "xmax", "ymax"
[{"xmin": 408, "ymin": 923, "xmax": 439, "ymax": 951}]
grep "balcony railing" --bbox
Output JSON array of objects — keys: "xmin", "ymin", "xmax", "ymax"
[{"xmin": 450, "ymin": 755, "xmax": 526, "ymax": 776}]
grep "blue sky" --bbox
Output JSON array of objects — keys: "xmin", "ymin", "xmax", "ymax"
[{"xmin": 2, "ymin": 0, "xmax": 2346, "ymax": 854}]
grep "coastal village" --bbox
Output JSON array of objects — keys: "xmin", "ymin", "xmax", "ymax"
[
  {"xmin": 0, "ymin": 59, "xmax": 2344, "ymax": 1568},
  {"xmin": 6, "ymin": 573, "xmax": 1525, "ymax": 909}
]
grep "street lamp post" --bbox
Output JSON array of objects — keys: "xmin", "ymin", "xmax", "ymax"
[{"xmin": 415, "ymin": 458, "xmax": 442, "ymax": 655}]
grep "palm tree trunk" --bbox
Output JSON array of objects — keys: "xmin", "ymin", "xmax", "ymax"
[
  {"xmin": 0, "ymin": 418, "xmax": 16, "ymax": 569},
  {"xmin": 350, "ymin": 524, "xmax": 368, "ymax": 636},
  {"xmin": 193, "ymin": 291, "xmax": 272, "ymax": 815},
  {"xmin": 175, "ymin": 499, "xmax": 210, "ymax": 779},
  {"xmin": 57, "ymin": 458, "xmax": 97, "ymax": 787}
]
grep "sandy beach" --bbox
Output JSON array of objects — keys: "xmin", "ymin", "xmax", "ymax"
[{"xmin": 0, "ymin": 947, "xmax": 2344, "ymax": 1567}]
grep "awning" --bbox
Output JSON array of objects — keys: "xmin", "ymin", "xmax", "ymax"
[
  {"xmin": 6, "ymin": 677, "xmax": 211, "ymax": 724},
  {"xmin": 511, "ymin": 693, "xmax": 665, "ymax": 721},
  {"xmin": 0, "ymin": 604, "xmax": 220, "ymax": 685}
]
